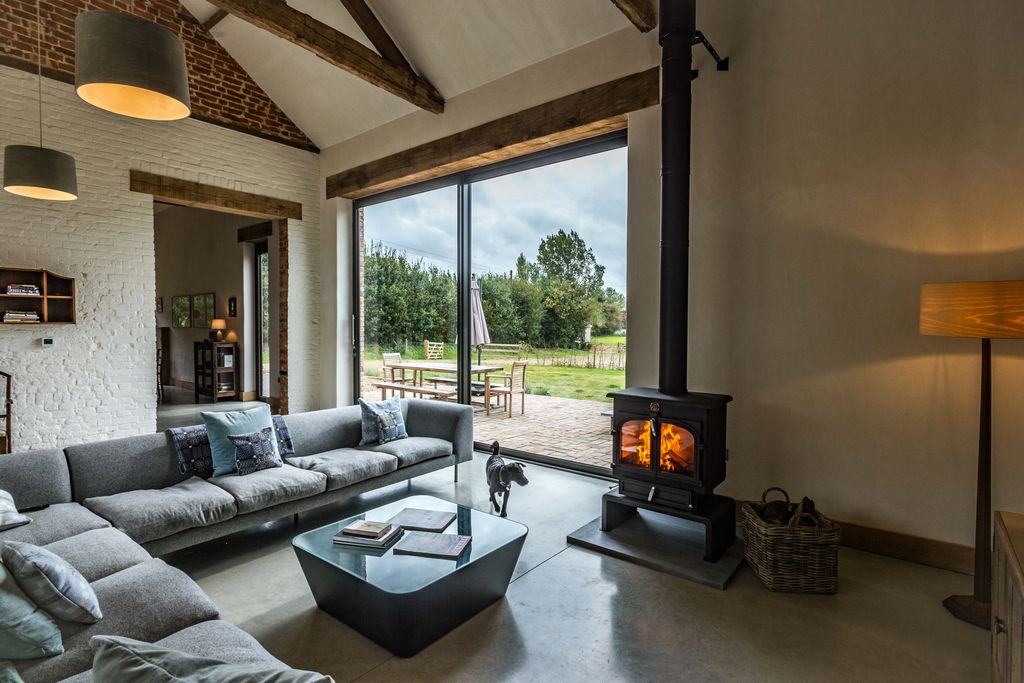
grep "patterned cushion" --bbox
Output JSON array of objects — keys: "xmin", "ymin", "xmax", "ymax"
[
  {"xmin": 166, "ymin": 425, "xmax": 214, "ymax": 477},
  {"xmin": 358, "ymin": 398, "xmax": 408, "ymax": 445},
  {"xmin": 0, "ymin": 490, "xmax": 29, "ymax": 533},
  {"xmin": 227, "ymin": 428, "xmax": 283, "ymax": 476},
  {"xmin": 272, "ymin": 414, "xmax": 295, "ymax": 457},
  {"xmin": 0, "ymin": 561, "xmax": 62, "ymax": 659},
  {"xmin": 1, "ymin": 542, "xmax": 102, "ymax": 624},
  {"xmin": 202, "ymin": 406, "xmax": 280, "ymax": 477}
]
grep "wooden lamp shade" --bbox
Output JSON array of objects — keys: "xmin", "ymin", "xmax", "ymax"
[{"xmin": 920, "ymin": 281, "xmax": 1024, "ymax": 339}]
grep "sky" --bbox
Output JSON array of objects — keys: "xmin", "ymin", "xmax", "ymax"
[{"xmin": 362, "ymin": 146, "xmax": 628, "ymax": 294}]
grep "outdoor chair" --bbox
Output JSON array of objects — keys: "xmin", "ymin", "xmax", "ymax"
[
  {"xmin": 381, "ymin": 352, "xmax": 415, "ymax": 396},
  {"xmin": 485, "ymin": 361, "xmax": 528, "ymax": 418},
  {"xmin": 423, "ymin": 339, "xmax": 445, "ymax": 360}
]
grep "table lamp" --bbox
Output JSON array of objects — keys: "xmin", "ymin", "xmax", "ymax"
[
  {"xmin": 210, "ymin": 319, "xmax": 227, "ymax": 342},
  {"xmin": 920, "ymin": 280, "xmax": 1024, "ymax": 628}
]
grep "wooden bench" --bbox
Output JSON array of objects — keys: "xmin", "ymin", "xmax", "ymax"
[{"xmin": 374, "ymin": 381, "xmax": 456, "ymax": 401}]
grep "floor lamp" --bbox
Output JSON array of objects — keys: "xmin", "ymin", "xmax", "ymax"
[{"xmin": 920, "ymin": 280, "xmax": 1024, "ymax": 629}]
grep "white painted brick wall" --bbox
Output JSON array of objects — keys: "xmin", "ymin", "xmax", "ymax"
[{"xmin": 0, "ymin": 66, "xmax": 321, "ymax": 450}]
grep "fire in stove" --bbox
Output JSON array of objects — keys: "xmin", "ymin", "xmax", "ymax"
[{"xmin": 619, "ymin": 419, "xmax": 695, "ymax": 477}]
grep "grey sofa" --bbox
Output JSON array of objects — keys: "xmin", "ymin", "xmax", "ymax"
[{"xmin": 0, "ymin": 399, "xmax": 474, "ymax": 682}]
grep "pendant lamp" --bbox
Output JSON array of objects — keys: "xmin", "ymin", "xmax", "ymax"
[
  {"xmin": 75, "ymin": 7, "xmax": 191, "ymax": 121},
  {"xmin": 3, "ymin": 0, "xmax": 78, "ymax": 201}
]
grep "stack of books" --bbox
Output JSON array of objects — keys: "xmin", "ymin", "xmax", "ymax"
[
  {"xmin": 3, "ymin": 310, "xmax": 40, "ymax": 324},
  {"xmin": 332, "ymin": 519, "xmax": 403, "ymax": 550},
  {"xmin": 5, "ymin": 284, "xmax": 40, "ymax": 296}
]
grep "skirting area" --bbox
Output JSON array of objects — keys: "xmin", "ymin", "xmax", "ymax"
[{"xmin": 165, "ymin": 452, "xmax": 987, "ymax": 682}]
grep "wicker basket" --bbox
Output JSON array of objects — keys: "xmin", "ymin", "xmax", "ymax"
[{"xmin": 742, "ymin": 487, "xmax": 841, "ymax": 594}]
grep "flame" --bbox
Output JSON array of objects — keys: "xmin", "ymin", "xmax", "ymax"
[
  {"xmin": 619, "ymin": 420, "xmax": 651, "ymax": 468},
  {"xmin": 659, "ymin": 422, "xmax": 694, "ymax": 475}
]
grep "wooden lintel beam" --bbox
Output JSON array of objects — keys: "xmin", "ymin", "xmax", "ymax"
[
  {"xmin": 205, "ymin": 0, "xmax": 444, "ymax": 113},
  {"xmin": 610, "ymin": 0, "xmax": 657, "ymax": 32},
  {"xmin": 326, "ymin": 67, "xmax": 660, "ymax": 200},
  {"xmin": 338, "ymin": 0, "xmax": 411, "ymax": 72},
  {"xmin": 130, "ymin": 170, "xmax": 302, "ymax": 220},
  {"xmin": 203, "ymin": 9, "xmax": 229, "ymax": 32}
]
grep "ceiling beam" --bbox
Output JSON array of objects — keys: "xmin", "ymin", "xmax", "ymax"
[
  {"xmin": 203, "ymin": 9, "xmax": 229, "ymax": 32},
  {"xmin": 326, "ymin": 67, "xmax": 660, "ymax": 200},
  {"xmin": 338, "ymin": 0, "xmax": 411, "ymax": 72},
  {"xmin": 610, "ymin": 0, "xmax": 657, "ymax": 32},
  {"xmin": 204, "ymin": 0, "xmax": 444, "ymax": 113},
  {"xmin": 130, "ymin": 170, "xmax": 302, "ymax": 220}
]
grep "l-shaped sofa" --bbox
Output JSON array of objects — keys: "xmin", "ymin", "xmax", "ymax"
[{"xmin": 0, "ymin": 399, "xmax": 474, "ymax": 682}]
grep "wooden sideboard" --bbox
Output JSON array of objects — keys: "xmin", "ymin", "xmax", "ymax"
[{"xmin": 994, "ymin": 511, "xmax": 1024, "ymax": 681}]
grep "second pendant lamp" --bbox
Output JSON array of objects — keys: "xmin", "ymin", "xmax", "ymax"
[{"xmin": 75, "ymin": 8, "xmax": 191, "ymax": 121}]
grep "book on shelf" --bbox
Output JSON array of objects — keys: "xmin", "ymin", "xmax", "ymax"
[
  {"xmin": 386, "ymin": 508, "xmax": 456, "ymax": 532},
  {"xmin": 6, "ymin": 284, "xmax": 40, "ymax": 295},
  {"xmin": 392, "ymin": 531, "xmax": 471, "ymax": 560},
  {"xmin": 340, "ymin": 520, "xmax": 392, "ymax": 539},
  {"xmin": 332, "ymin": 524, "xmax": 403, "ymax": 549}
]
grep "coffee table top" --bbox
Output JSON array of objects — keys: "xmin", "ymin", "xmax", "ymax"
[{"xmin": 292, "ymin": 495, "xmax": 528, "ymax": 594}]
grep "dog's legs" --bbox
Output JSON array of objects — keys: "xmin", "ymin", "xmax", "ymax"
[
  {"xmin": 500, "ymin": 487, "xmax": 510, "ymax": 517},
  {"xmin": 489, "ymin": 489, "xmax": 500, "ymax": 512}
]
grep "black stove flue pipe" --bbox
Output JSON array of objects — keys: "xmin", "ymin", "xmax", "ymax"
[{"xmin": 657, "ymin": 0, "xmax": 696, "ymax": 397}]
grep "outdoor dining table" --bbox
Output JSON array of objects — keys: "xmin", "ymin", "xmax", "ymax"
[{"xmin": 387, "ymin": 361, "xmax": 504, "ymax": 388}]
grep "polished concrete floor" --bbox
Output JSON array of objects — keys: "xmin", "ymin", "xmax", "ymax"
[{"xmin": 164, "ymin": 454, "xmax": 988, "ymax": 682}]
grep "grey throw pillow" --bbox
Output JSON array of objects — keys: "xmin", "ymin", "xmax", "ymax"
[
  {"xmin": 91, "ymin": 635, "xmax": 333, "ymax": 682},
  {"xmin": 357, "ymin": 398, "xmax": 408, "ymax": 445},
  {"xmin": 227, "ymin": 427, "xmax": 283, "ymax": 476},
  {"xmin": 0, "ymin": 490, "xmax": 29, "ymax": 533},
  {"xmin": 0, "ymin": 561, "xmax": 63, "ymax": 659},
  {"xmin": 1, "ymin": 542, "xmax": 102, "ymax": 624}
]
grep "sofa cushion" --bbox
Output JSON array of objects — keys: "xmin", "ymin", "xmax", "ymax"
[
  {"xmin": 0, "ymin": 504, "xmax": 109, "ymax": 547},
  {"xmin": 288, "ymin": 449, "xmax": 398, "ymax": 491},
  {"xmin": 281, "ymin": 405, "xmax": 368, "ymax": 457},
  {"xmin": 1, "ymin": 542, "xmax": 102, "ymax": 624},
  {"xmin": 42, "ymin": 529, "xmax": 150, "ymax": 583},
  {"xmin": 228, "ymin": 427, "xmax": 283, "ymax": 476},
  {"xmin": 359, "ymin": 436, "xmax": 453, "ymax": 468},
  {"xmin": 358, "ymin": 397, "xmax": 408, "ymax": 445},
  {"xmin": 202, "ymin": 405, "xmax": 279, "ymax": 477},
  {"xmin": 208, "ymin": 465, "xmax": 326, "ymax": 515},
  {"xmin": 90, "ymin": 635, "xmax": 330, "ymax": 683},
  {"xmin": 0, "ymin": 449, "xmax": 71, "ymax": 510},
  {"xmin": 0, "ymin": 561, "xmax": 63, "ymax": 660},
  {"xmin": 14, "ymin": 559, "xmax": 219, "ymax": 682},
  {"xmin": 64, "ymin": 433, "xmax": 187, "ymax": 502},
  {"xmin": 82, "ymin": 478, "xmax": 237, "ymax": 544}
]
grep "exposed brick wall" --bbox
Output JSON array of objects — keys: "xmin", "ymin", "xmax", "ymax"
[
  {"xmin": 0, "ymin": 65, "xmax": 320, "ymax": 449},
  {"xmin": 0, "ymin": 0, "xmax": 316, "ymax": 151}
]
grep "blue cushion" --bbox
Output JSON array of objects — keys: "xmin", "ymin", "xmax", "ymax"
[
  {"xmin": 0, "ymin": 561, "xmax": 62, "ymax": 659},
  {"xmin": 227, "ymin": 428, "xmax": 284, "ymax": 476},
  {"xmin": 1, "ymin": 542, "xmax": 102, "ymax": 624},
  {"xmin": 357, "ymin": 398, "xmax": 407, "ymax": 445},
  {"xmin": 202, "ymin": 406, "xmax": 279, "ymax": 477}
]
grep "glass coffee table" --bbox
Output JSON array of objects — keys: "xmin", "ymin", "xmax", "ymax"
[{"xmin": 292, "ymin": 495, "xmax": 528, "ymax": 657}]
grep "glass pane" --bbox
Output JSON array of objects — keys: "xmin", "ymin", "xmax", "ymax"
[
  {"xmin": 259, "ymin": 251, "xmax": 270, "ymax": 398},
  {"xmin": 358, "ymin": 186, "xmax": 459, "ymax": 401},
  {"xmin": 659, "ymin": 422, "xmax": 695, "ymax": 477},
  {"xmin": 470, "ymin": 146, "xmax": 627, "ymax": 468},
  {"xmin": 619, "ymin": 419, "xmax": 651, "ymax": 468}
]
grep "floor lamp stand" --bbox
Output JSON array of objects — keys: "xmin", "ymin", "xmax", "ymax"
[{"xmin": 943, "ymin": 337, "xmax": 992, "ymax": 630}]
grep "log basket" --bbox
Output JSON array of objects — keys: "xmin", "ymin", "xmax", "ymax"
[{"xmin": 742, "ymin": 487, "xmax": 840, "ymax": 594}]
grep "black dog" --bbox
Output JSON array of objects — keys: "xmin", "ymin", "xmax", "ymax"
[{"xmin": 486, "ymin": 441, "xmax": 528, "ymax": 518}]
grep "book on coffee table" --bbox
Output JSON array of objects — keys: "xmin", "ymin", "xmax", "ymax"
[
  {"xmin": 341, "ymin": 520, "xmax": 392, "ymax": 539},
  {"xmin": 392, "ymin": 531, "xmax": 471, "ymax": 560},
  {"xmin": 333, "ymin": 525, "xmax": 403, "ymax": 549},
  {"xmin": 386, "ymin": 508, "xmax": 456, "ymax": 532}
]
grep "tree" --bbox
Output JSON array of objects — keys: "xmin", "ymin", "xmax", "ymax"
[{"xmin": 536, "ymin": 229, "xmax": 605, "ymax": 298}]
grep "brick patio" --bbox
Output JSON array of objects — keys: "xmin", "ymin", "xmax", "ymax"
[{"xmin": 361, "ymin": 377, "xmax": 612, "ymax": 469}]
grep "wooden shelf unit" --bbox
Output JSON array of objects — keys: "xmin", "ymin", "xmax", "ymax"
[
  {"xmin": 194, "ymin": 341, "xmax": 239, "ymax": 403},
  {"xmin": 0, "ymin": 267, "xmax": 76, "ymax": 325}
]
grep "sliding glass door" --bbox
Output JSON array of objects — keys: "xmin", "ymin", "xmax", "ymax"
[{"xmin": 352, "ymin": 132, "xmax": 627, "ymax": 472}]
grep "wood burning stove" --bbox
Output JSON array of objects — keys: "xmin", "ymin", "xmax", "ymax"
[{"xmin": 599, "ymin": 0, "xmax": 736, "ymax": 563}]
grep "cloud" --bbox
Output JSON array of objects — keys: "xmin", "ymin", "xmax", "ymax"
[{"xmin": 362, "ymin": 147, "xmax": 628, "ymax": 294}]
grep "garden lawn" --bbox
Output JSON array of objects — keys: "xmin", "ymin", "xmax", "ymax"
[
  {"xmin": 591, "ymin": 335, "xmax": 626, "ymax": 345},
  {"xmin": 525, "ymin": 365, "xmax": 623, "ymax": 403}
]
